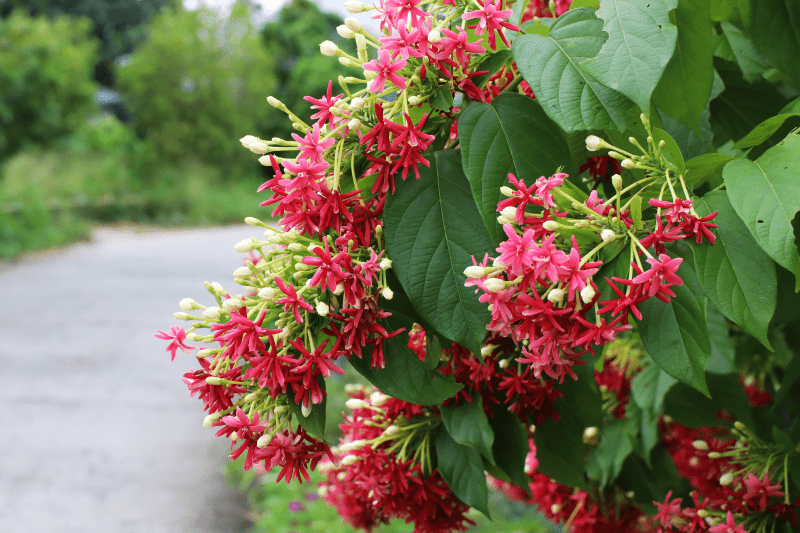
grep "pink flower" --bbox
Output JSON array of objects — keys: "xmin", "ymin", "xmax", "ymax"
[
  {"xmin": 154, "ymin": 325, "xmax": 194, "ymax": 361},
  {"xmin": 653, "ymin": 490, "xmax": 682, "ymax": 528},
  {"xmin": 496, "ymin": 224, "xmax": 536, "ymax": 277},
  {"xmin": 534, "ymin": 172, "xmax": 566, "ymax": 209},
  {"xmin": 742, "ymin": 472, "xmax": 785, "ymax": 511},
  {"xmin": 461, "ymin": 0, "xmax": 518, "ymax": 50},
  {"xmin": 708, "ymin": 511, "xmax": 747, "ymax": 533},
  {"xmin": 304, "ymin": 80, "xmax": 344, "ymax": 129},
  {"xmin": 438, "ymin": 27, "xmax": 485, "ymax": 67},
  {"xmin": 363, "ymin": 49, "xmax": 407, "ymax": 93},
  {"xmin": 292, "ymin": 123, "xmax": 335, "ymax": 164},
  {"xmin": 632, "ymin": 253, "xmax": 683, "ymax": 298},
  {"xmin": 274, "ymin": 277, "xmax": 315, "ymax": 324}
]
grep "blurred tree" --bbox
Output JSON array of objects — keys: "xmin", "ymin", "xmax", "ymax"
[
  {"xmin": 261, "ymin": 0, "xmax": 352, "ymax": 139},
  {"xmin": 116, "ymin": 1, "xmax": 277, "ymax": 176},
  {"xmin": 0, "ymin": 10, "xmax": 98, "ymax": 159},
  {"xmin": 0, "ymin": 0, "xmax": 170, "ymax": 86}
]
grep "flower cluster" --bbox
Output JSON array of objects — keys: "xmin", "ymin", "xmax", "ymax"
[{"xmin": 319, "ymin": 384, "xmax": 474, "ymax": 533}]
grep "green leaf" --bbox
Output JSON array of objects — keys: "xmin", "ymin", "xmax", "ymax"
[
  {"xmin": 580, "ymin": 0, "xmax": 679, "ymax": 112},
  {"xmin": 631, "ymin": 360, "xmax": 678, "ymax": 413},
  {"xmin": 664, "ymin": 373, "xmax": 755, "ymax": 429},
  {"xmin": 690, "ymin": 191, "xmax": 776, "ymax": 348},
  {"xmin": 710, "ymin": 0, "xmax": 750, "ymax": 26},
  {"xmin": 288, "ymin": 377, "xmax": 327, "ymax": 441},
  {"xmin": 571, "ymin": 0, "xmax": 601, "ymax": 8},
  {"xmin": 638, "ymin": 262, "xmax": 712, "ymax": 395},
  {"xmin": 534, "ymin": 365, "xmax": 603, "ymax": 489},
  {"xmin": 440, "ymin": 392, "xmax": 496, "ymax": 464},
  {"xmin": 458, "ymin": 93, "xmax": 576, "ymax": 243},
  {"xmin": 431, "ymin": 85, "xmax": 454, "ymax": 112},
  {"xmin": 684, "ymin": 153, "xmax": 734, "ymax": 188},
  {"xmin": 383, "ymin": 150, "xmax": 494, "ymax": 355},
  {"xmin": 733, "ymin": 98, "xmax": 800, "ymax": 150},
  {"xmin": 652, "ymin": 127, "xmax": 686, "ymax": 176},
  {"xmin": 652, "ymin": 0, "xmax": 714, "ymax": 133},
  {"xmin": 512, "ymin": 8, "xmax": 634, "ymax": 132},
  {"xmin": 705, "ymin": 300, "xmax": 736, "ymax": 374},
  {"xmin": 424, "ymin": 334, "xmax": 443, "ymax": 370},
  {"xmin": 630, "ymin": 195, "xmax": 643, "ymax": 230},
  {"xmin": 350, "ymin": 311, "xmax": 463, "ymax": 405},
  {"xmin": 723, "ymin": 134, "xmax": 800, "ymax": 290},
  {"xmin": 751, "ymin": 0, "xmax": 800, "ymax": 88},
  {"xmin": 486, "ymin": 399, "xmax": 531, "ymax": 495},
  {"xmin": 472, "ymin": 50, "xmax": 512, "ymax": 88},
  {"xmin": 716, "ymin": 21, "xmax": 769, "ymax": 83},
  {"xmin": 587, "ymin": 418, "xmax": 635, "ymax": 486},
  {"xmin": 435, "ymin": 428, "xmax": 491, "ymax": 518},
  {"xmin": 506, "ymin": 0, "xmax": 528, "ymax": 42}
]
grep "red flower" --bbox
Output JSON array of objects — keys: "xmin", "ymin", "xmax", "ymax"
[
  {"xmin": 154, "ymin": 325, "xmax": 194, "ymax": 361},
  {"xmin": 274, "ymin": 277, "xmax": 314, "ymax": 324},
  {"xmin": 461, "ymin": 0, "xmax": 518, "ymax": 50}
]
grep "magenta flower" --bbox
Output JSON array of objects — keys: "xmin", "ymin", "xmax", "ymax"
[
  {"xmin": 708, "ymin": 511, "xmax": 748, "ymax": 533},
  {"xmin": 274, "ymin": 276, "xmax": 314, "ymax": 324},
  {"xmin": 363, "ymin": 49, "xmax": 407, "ymax": 93},
  {"xmin": 154, "ymin": 325, "xmax": 194, "ymax": 361},
  {"xmin": 496, "ymin": 224, "xmax": 536, "ymax": 278},
  {"xmin": 461, "ymin": 0, "xmax": 518, "ymax": 50}
]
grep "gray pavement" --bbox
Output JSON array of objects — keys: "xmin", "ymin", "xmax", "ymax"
[{"xmin": 0, "ymin": 225, "xmax": 258, "ymax": 533}]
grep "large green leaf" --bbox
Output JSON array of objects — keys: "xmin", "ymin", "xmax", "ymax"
[
  {"xmin": 690, "ymin": 191, "xmax": 776, "ymax": 348},
  {"xmin": 714, "ymin": 21, "xmax": 769, "ymax": 83},
  {"xmin": 652, "ymin": 0, "xmax": 714, "ymax": 133},
  {"xmin": 511, "ymin": 8, "xmax": 633, "ymax": 132},
  {"xmin": 440, "ymin": 392, "xmax": 496, "ymax": 464},
  {"xmin": 587, "ymin": 418, "xmax": 635, "ymax": 487},
  {"xmin": 458, "ymin": 93, "xmax": 577, "ymax": 244},
  {"xmin": 663, "ymin": 373, "xmax": 755, "ymax": 429},
  {"xmin": 349, "ymin": 310, "xmax": 463, "ymax": 405},
  {"xmin": 733, "ymin": 98, "xmax": 800, "ymax": 150},
  {"xmin": 435, "ymin": 428, "xmax": 491, "ymax": 517},
  {"xmin": 631, "ymin": 360, "xmax": 678, "ymax": 413},
  {"xmin": 486, "ymin": 399, "xmax": 531, "ymax": 494},
  {"xmin": 751, "ymin": 0, "xmax": 800, "ymax": 88},
  {"xmin": 705, "ymin": 300, "xmax": 736, "ymax": 374},
  {"xmin": 710, "ymin": 0, "xmax": 750, "ymax": 27},
  {"xmin": 638, "ymin": 262, "xmax": 711, "ymax": 395},
  {"xmin": 580, "ymin": 0, "xmax": 679, "ymax": 112},
  {"xmin": 533, "ymin": 365, "xmax": 603, "ymax": 489},
  {"xmin": 383, "ymin": 150, "xmax": 494, "ymax": 355},
  {"xmin": 684, "ymin": 153, "xmax": 734, "ymax": 188},
  {"xmin": 723, "ymin": 134, "xmax": 800, "ymax": 290}
]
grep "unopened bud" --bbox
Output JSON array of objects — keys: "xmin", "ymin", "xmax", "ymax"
[
  {"xmin": 428, "ymin": 29, "xmax": 442, "ymax": 43},
  {"xmin": 500, "ymin": 206, "xmax": 517, "ymax": 221},
  {"xmin": 346, "ymin": 398, "xmax": 370, "ymax": 410},
  {"xmin": 583, "ymin": 426, "xmax": 599, "ymax": 441},
  {"xmin": 267, "ymin": 96, "xmax": 282, "ymax": 108},
  {"xmin": 498, "ymin": 358, "xmax": 509, "ymax": 368},
  {"xmin": 708, "ymin": 451, "xmax": 722, "ymax": 459},
  {"xmin": 379, "ymin": 258, "xmax": 392, "ymax": 270},
  {"xmin": 301, "ymin": 403, "xmax": 313, "ymax": 417},
  {"xmin": 500, "ymin": 186, "xmax": 514, "ymax": 197},
  {"xmin": 384, "ymin": 425, "xmax": 401, "ymax": 436},
  {"xmin": 333, "ymin": 283, "xmax": 344, "ymax": 295},
  {"xmin": 547, "ymin": 288, "xmax": 565, "ymax": 303},
  {"xmin": 248, "ymin": 140, "xmax": 268, "ymax": 155},
  {"xmin": 257, "ymin": 434, "xmax": 273, "ymax": 448},
  {"xmin": 480, "ymin": 344, "xmax": 495, "ymax": 357},
  {"xmin": 205, "ymin": 376, "xmax": 222, "ymax": 385},
  {"xmin": 222, "ymin": 299, "xmax": 243, "ymax": 313},
  {"xmin": 464, "ymin": 265, "xmax": 486, "ymax": 278},
  {"xmin": 320, "ymin": 40, "xmax": 338, "ymax": 56},
  {"xmin": 196, "ymin": 349, "xmax": 213, "ymax": 358},
  {"xmin": 345, "ymin": 17, "xmax": 362, "ymax": 32},
  {"xmin": 203, "ymin": 414, "xmax": 220, "ymax": 427},
  {"xmin": 341, "ymin": 455, "xmax": 359, "ymax": 466},
  {"xmin": 274, "ymin": 405, "xmax": 289, "ymax": 415},
  {"xmin": 348, "ymin": 118, "xmax": 362, "ymax": 130},
  {"xmin": 179, "ymin": 298, "xmax": 195, "ymax": 311},
  {"xmin": 350, "ymin": 97, "xmax": 366, "ymax": 109},
  {"xmin": 719, "ymin": 471, "xmax": 734, "ymax": 486},
  {"xmin": 258, "ymin": 155, "xmax": 272, "ymax": 166},
  {"xmin": 580, "ymin": 284, "xmax": 596, "ymax": 303},
  {"xmin": 551, "ymin": 503, "xmax": 562, "ymax": 514},
  {"xmin": 611, "ymin": 174, "xmax": 623, "ymax": 190},
  {"xmin": 381, "ymin": 287, "xmax": 394, "ymax": 300},
  {"xmin": 542, "ymin": 220, "xmax": 559, "ymax": 232},
  {"xmin": 585, "ymin": 135, "xmax": 603, "ymax": 151},
  {"xmin": 240, "ymin": 135, "xmax": 257, "ymax": 148},
  {"xmin": 174, "ymin": 312, "xmax": 189, "ymax": 320},
  {"xmin": 287, "ymin": 242, "xmax": 303, "ymax": 251},
  {"xmin": 370, "ymin": 391, "xmax": 389, "ymax": 406},
  {"xmin": 344, "ymin": 0, "xmax": 366, "ymax": 12},
  {"xmin": 337, "ymin": 25, "xmax": 354, "ymax": 38},
  {"xmin": 316, "ymin": 301, "xmax": 330, "ymax": 316},
  {"xmin": 659, "ymin": 140, "xmax": 666, "ymax": 148},
  {"xmin": 203, "ymin": 307, "xmax": 221, "ymax": 319},
  {"xmin": 483, "ymin": 278, "xmax": 506, "ymax": 293},
  {"xmin": 600, "ymin": 229, "xmax": 616, "ymax": 242},
  {"xmin": 233, "ymin": 266, "xmax": 252, "ymax": 278},
  {"xmin": 408, "ymin": 95, "xmax": 421, "ymax": 105},
  {"xmin": 692, "ymin": 440, "xmax": 709, "ymax": 451},
  {"xmin": 621, "ymin": 158, "xmax": 635, "ymax": 169},
  {"xmin": 234, "ymin": 238, "xmax": 254, "ymax": 253}
]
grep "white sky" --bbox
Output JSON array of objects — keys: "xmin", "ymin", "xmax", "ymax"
[{"xmin": 184, "ymin": 0, "xmax": 381, "ymax": 34}]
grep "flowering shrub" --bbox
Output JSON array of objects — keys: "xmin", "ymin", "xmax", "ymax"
[{"xmin": 158, "ymin": 0, "xmax": 800, "ymax": 531}]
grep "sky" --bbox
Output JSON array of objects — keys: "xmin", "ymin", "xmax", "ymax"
[{"xmin": 184, "ymin": 0, "xmax": 381, "ymax": 34}]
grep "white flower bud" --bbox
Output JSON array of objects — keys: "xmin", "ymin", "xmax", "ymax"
[
  {"xmin": 222, "ymin": 299, "xmax": 244, "ymax": 313},
  {"xmin": 547, "ymin": 288, "xmax": 565, "ymax": 303},
  {"xmin": 580, "ymin": 284, "xmax": 596, "ymax": 304},
  {"xmin": 257, "ymin": 434, "xmax": 273, "ymax": 448},
  {"xmin": 301, "ymin": 403, "xmax": 313, "ymax": 417},
  {"xmin": 344, "ymin": 0, "xmax": 366, "ymax": 13},
  {"xmin": 379, "ymin": 258, "xmax": 392, "ymax": 270},
  {"xmin": 179, "ymin": 298, "xmax": 195, "ymax": 311},
  {"xmin": 233, "ymin": 266, "xmax": 252, "ymax": 278},
  {"xmin": 480, "ymin": 344, "xmax": 495, "ymax": 357},
  {"xmin": 211, "ymin": 282, "xmax": 225, "ymax": 294},
  {"xmin": 341, "ymin": 455, "xmax": 359, "ymax": 466},
  {"xmin": 607, "ymin": 150, "xmax": 623, "ymax": 159},
  {"xmin": 600, "ymin": 229, "xmax": 616, "ymax": 243},
  {"xmin": 337, "ymin": 471, "xmax": 347, "ymax": 481},
  {"xmin": 346, "ymin": 398, "xmax": 370, "ymax": 410},
  {"xmin": 621, "ymin": 158, "xmax": 635, "ymax": 169},
  {"xmin": 384, "ymin": 425, "xmax": 401, "ymax": 436},
  {"xmin": 203, "ymin": 414, "xmax": 219, "ymax": 428},
  {"xmin": 240, "ymin": 135, "xmax": 257, "ymax": 148},
  {"xmin": 583, "ymin": 426, "xmax": 599, "ymax": 440},
  {"xmin": 408, "ymin": 95, "xmax": 421, "ymax": 105},
  {"xmin": 267, "ymin": 96, "xmax": 282, "ymax": 108},
  {"xmin": 274, "ymin": 405, "xmax": 289, "ymax": 415},
  {"xmin": 174, "ymin": 312, "xmax": 189, "ymax": 320},
  {"xmin": 428, "ymin": 29, "xmax": 442, "ymax": 43},
  {"xmin": 203, "ymin": 307, "xmax": 221, "ymax": 319},
  {"xmin": 234, "ymin": 238, "xmax": 254, "ymax": 253},
  {"xmin": 245, "ymin": 217, "xmax": 261, "ymax": 226},
  {"xmin": 316, "ymin": 301, "xmax": 330, "ymax": 316},
  {"xmin": 499, "ymin": 358, "xmax": 510, "ymax": 369},
  {"xmin": 248, "ymin": 140, "xmax": 268, "ymax": 155},
  {"xmin": 551, "ymin": 503, "xmax": 562, "ymax": 515},
  {"xmin": 205, "ymin": 376, "xmax": 222, "ymax": 385},
  {"xmin": 585, "ymin": 135, "xmax": 603, "ymax": 151},
  {"xmin": 333, "ymin": 283, "xmax": 344, "ymax": 295},
  {"xmin": 381, "ymin": 287, "xmax": 394, "ymax": 300},
  {"xmin": 337, "ymin": 25, "xmax": 354, "ymax": 38},
  {"xmin": 464, "ymin": 266, "xmax": 486, "ymax": 279},
  {"xmin": 370, "ymin": 391, "xmax": 389, "ymax": 407},
  {"xmin": 611, "ymin": 173, "xmax": 623, "ymax": 190},
  {"xmin": 363, "ymin": 68, "xmax": 377, "ymax": 79},
  {"xmin": 500, "ymin": 186, "xmax": 514, "ymax": 197},
  {"xmin": 258, "ymin": 287, "xmax": 275, "ymax": 300},
  {"xmin": 287, "ymin": 242, "xmax": 303, "ymax": 251},
  {"xmin": 320, "ymin": 40, "xmax": 338, "ymax": 56},
  {"xmin": 258, "ymin": 155, "xmax": 272, "ymax": 166},
  {"xmin": 345, "ymin": 17, "xmax": 362, "ymax": 32},
  {"xmin": 692, "ymin": 440, "xmax": 709, "ymax": 451},
  {"xmin": 483, "ymin": 278, "xmax": 506, "ymax": 293},
  {"xmin": 197, "ymin": 349, "xmax": 213, "ymax": 358},
  {"xmin": 350, "ymin": 97, "xmax": 366, "ymax": 109},
  {"xmin": 719, "ymin": 471, "xmax": 734, "ymax": 486},
  {"xmin": 542, "ymin": 220, "xmax": 559, "ymax": 232},
  {"xmin": 500, "ymin": 206, "xmax": 517, "ymax": 221},
  {"xmin": 348, "ymin": 118, "xmax": 362, "ymax": 130}
]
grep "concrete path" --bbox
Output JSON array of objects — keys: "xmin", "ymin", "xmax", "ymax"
[{"xmin": 0, "ymin": 225, "xmax": 259, "ymax": 533}]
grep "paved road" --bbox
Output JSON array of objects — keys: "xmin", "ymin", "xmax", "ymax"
[{"xmin": 0, "ymin": 225, "xmax": 257, "ymax": 533}]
